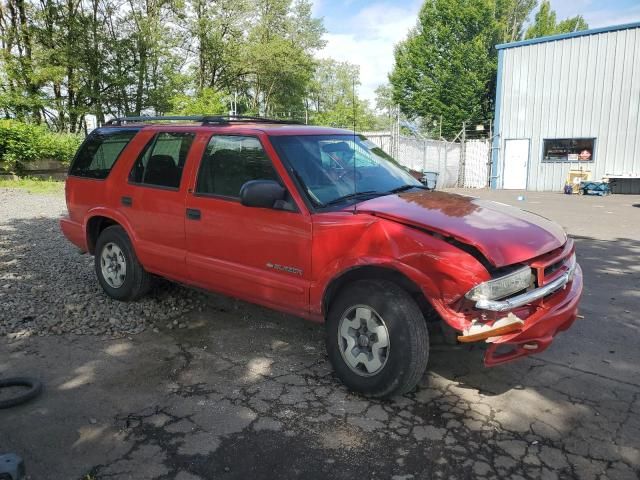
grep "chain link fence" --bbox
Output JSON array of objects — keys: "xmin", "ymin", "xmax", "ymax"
[{"xmin": 362, "ymin": 132, "xmax": 490, "ymax": 189}]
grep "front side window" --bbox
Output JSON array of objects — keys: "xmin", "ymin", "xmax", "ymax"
[
  {"xmin": 129, "ymin": 132, "xmax": 195, "ymax": 188},
  {"xmin": 270, "ymin": 135, "xmax": 422, "ymax": 207},
  {"xmin": 543, "ymin": 138, "xmax": 595, "ymax": 162},
  {"xmin": 69, "ymin": 128, "xmax": 138, "ymax": 179},
  {"xmin": 196, "ymin": 135, "xmax": 278, "ymax": 197}
]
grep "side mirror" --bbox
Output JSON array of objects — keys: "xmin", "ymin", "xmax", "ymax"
[{"xmin": 240, "ymin": 180, "xmax": 286, "ymax": 209}]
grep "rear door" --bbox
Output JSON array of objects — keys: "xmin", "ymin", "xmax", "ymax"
[
  {"xmin": 184, "ymin": 133, "xmax": 312, "ymax": 314},
  {"xmin": 119, "ymin": 129, "xmax": 199, "ymax": 280}
]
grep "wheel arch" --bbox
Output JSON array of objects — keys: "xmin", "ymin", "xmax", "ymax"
[
  {"xmin": 86, "ymin": 216, "xmax": 117, "ymax": 254},
  {"xmin": 322, "ymin": 265, "xmax": 439, "ymax": 323},
  {"xmin": 85, "ymin": 211, "xmax": 137, "ymax": 255}
]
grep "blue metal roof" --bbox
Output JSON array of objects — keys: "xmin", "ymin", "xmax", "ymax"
[{"xmin": 496, "ymin": 21, "xmax": 640, "ymax": 50}]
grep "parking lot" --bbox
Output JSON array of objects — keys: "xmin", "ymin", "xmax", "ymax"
[{"xmin": 1, "ymin": 187, "xmax": 639, "ymax": 480}]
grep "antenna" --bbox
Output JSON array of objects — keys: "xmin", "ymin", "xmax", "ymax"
[{"xmin": 352, "ymin": 77, "xmax": 357, "ymax": 214}]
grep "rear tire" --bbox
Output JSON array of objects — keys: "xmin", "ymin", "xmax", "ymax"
[
  {"xmin": 326, "ymin": 279, "xmax": 429, "ymax": 398},
  {"xmin": 95, "ymin": 225, "xmax": 151, "ymax": 301}
]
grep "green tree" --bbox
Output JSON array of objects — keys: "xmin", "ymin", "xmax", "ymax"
[
  {"xmin": 188, "ymin": 0, "xmax": 249, "ymax": 93},
  {"xmin": 389, "ymin": 0, "xmax": 499, "ymax": 138},
  {"xmin": 239, "ymin": 0, "xmax": 325, "ymax": 116},
  {"xmin": 169, "ymin": 87, "xmax": 227, "ymax": 115},
  {"xmin": 0, "ymin": 0, "xmax": 45, "ymax": 120},
  {"xmin": 374, "ymin": 84, "xmax": 394, "ymax": 113},
  {"xmin": 0, "ymin": 0, "xmax": 379, "ymax": 132},
  {"xmin": 496, "ymin": 0, "xmax": 537, "ymax": 42},
  {"xmin": 306, "ymin": 59, "xmax": 377, "ymax": 130},
  {"xmin": 307, "ymin": 59, "xmax": 359, "ymax": 113},
  {"xmin": 525, "ymin": 1, "xmax": 588, "ymax": 39}
]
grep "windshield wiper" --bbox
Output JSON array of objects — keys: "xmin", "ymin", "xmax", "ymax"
[
  {"xmin": 387, "ymin": 184, "xmax": 430, "ymax": 194},
  {"xmin": 323, "ymin": 191, "xmax": 382, "ymax": 207}
]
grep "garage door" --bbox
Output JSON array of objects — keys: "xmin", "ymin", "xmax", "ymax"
[{"xmin": 503, "ymin": 139, "xmax": 529, "ymax": 189}]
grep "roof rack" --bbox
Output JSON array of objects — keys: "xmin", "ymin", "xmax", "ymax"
[{"xmin": 104, "ymin": 115, "xmax": 302, "ymax": 126}]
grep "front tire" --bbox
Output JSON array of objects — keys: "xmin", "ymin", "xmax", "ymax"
[
  {"xmin": 95, "ymin": 225, "xmax": 151, "ymax": 301},
  {"xmin": 326, "ymin": 279, "xmax": 429, "ymax": 398}
]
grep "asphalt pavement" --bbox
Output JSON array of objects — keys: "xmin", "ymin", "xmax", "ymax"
[{"xmin": 1, "ymin": 188, "xmax": 639, "ymax": 479}]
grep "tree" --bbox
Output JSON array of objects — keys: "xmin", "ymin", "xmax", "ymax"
[
  {"xmin": 496, "ymin": 0, "xmax": 537, "ymax": 43},
  {"xmin": 374, "ymin": 84, "xmax": 394, "ymax": 113},
  {"xmin": 188, "ymin": 0, "xmax": 249, "ymax": 93},
  {"xmin": 0, "ymin": 0, "xmax": 44, "ymax": 120},
  {"xmin": 308, "ymin": 59, "xmax": 359, "ymax": 113},
  {"xmin": 306, "ymin": 59, "xmax": 378, "ymax": 130},
  {"xmin": 525, "ymin": 1, "xmax": 588, "ymax": 40},
  {"xmin": 239, "ymin": 0, "xmax": 325, "ymax": 116},
  {"xmin": 169, "ymin": 87, "xmax": 227, "ymax": 115},
  {"xmin": 389, "ymin": 0, "xmax": 498, "ymax": 138},
  {"xmin": 0, "ymin": 0, "xmax": 381, "ymax": 131}
]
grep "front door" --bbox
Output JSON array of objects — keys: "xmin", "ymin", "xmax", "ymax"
[
  {"xmin": 503, "ymin": 139, "xmax": 529, "ymax": 189},
  {"xmin": 185, "ymin": 134, "xmax": 312, "ymax": 314}
]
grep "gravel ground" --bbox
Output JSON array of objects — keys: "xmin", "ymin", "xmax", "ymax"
[{"xmin": 0, "ymin": 188, "xmax": 208, "ymax": 338}]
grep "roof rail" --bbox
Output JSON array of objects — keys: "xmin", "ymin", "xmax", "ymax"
[{"xmin": 104, "ymin": 115, "xmax": 302, "ymax": 126}]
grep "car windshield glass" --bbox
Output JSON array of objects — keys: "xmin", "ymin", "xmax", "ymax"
[{"xmin": 270, "ymin": 134, "xmax": 422, "ymax": 207}]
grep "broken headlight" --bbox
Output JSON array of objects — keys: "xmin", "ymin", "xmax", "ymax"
[{"xmin": 465, "ymin": 266, "xmax": 533, "ymax": 302}]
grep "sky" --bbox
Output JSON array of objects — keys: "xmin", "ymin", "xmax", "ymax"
[{"xmin": 313, "ymin": 0, "xmax": 640, "ymax": 103}]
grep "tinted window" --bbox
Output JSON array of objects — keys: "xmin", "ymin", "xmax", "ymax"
[
  {"xmin": 129, "ymin": 132, "xmax": 195, "ymax": 189},
  {"xmin": 196, "ymin": 135, "xmax": 278, "ymax": 197},
  {"xmin": 69, "ymin": 129, "xmax": 138, "ymax": 179}
]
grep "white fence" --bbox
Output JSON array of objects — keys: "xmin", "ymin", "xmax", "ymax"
[
  {"xmin": 362, "ymin": 132, "xmax": 490, "ymax": 189},
  {"xmin": 462, "ymin": 139, "xmax": 490, "ymax": 188}
]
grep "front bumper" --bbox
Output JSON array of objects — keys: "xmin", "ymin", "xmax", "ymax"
[{"xmin": 482, "ymin": 263, "xmax": 583, "ymax": 366}]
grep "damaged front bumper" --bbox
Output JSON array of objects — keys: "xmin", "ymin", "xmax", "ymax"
[
  {"xmin": 450, "ymin": 262, "xmax": 583, "ymax": 367},
  {"xmin": 474, "ymin": 261, "xmax": 577, "ymax": 312},
  {"xmin": 480, "ymin": 263, "xmax": 583, "ymax": 366}
]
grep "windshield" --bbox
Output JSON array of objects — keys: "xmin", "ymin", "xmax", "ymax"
[{"xmin": 270, "ymin": 134, "xmax": 422, "ymax": 207}]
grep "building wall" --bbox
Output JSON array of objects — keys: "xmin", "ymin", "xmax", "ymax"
[{"xmin": 494, "ymin": 25, "xmax": 640, "ymax": 191}]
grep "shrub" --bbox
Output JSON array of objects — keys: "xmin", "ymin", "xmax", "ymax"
[{"xmin": 0, "ymin": 120, "xmax": 82, "ymax": 173}]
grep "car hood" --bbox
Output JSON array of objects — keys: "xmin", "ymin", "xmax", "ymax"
[{"xmin": 356, "ymin": 191, "xmax": 566, "ymax": 267}]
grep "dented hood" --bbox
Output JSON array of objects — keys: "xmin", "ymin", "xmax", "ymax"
[{"xmin": 356, "ymin": 191, "xmax": 566, "ymax": 267}]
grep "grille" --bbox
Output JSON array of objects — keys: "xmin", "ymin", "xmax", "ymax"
[{"xmin": 531, "ymin": 240, "xmax": 575, "ymax": 287}]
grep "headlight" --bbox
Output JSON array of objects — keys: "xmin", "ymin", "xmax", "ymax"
[{"xmin": 465, "ymin": 266, "xmax": 533, "ymax": 302}]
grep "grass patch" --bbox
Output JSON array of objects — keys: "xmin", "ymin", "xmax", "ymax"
[{"xmin": 0, "ymin": 176, "xmax": 64, "ymax": 194}]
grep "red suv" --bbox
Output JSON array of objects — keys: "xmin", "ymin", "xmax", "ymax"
[{"xmin": 61, "ymin": 116, "xmax": 582, "ymax": 398}]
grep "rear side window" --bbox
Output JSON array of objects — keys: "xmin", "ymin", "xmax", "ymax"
[
  {"xmin": 196, "ymin": 135, "xmax": 278, "ymax": 198},
  {"xmin": 69, "ymin": 129, "xmax": 138, "ymax": 179},
  {"xmin": 129, "ymin": 132, "xmax": 195, "ymax": 189}
]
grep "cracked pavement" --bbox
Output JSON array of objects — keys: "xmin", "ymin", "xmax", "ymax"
[{"xmin": 1, "ymin": 189, "xmax": 640, "ymax": 479}]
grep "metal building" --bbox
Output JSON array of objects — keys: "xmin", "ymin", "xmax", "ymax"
[{"xmin": 491, "ymin": 22, "xmax": 640, "ymax": 192}]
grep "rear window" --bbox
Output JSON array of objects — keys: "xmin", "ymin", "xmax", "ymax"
[
  {"xmin": 129, "ymin": 132, "xmax": 195, "ymax": 189},
  {"xmin": 69, "ymin": 128, "xmax": 138, "ymax": 179}
]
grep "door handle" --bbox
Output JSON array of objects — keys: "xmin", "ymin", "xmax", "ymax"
[
  {"xmin": 186, "ymin": 208, "xmax": 201, "ymax": 220},
  {"xmin": 121, "ymin": 196, "xmax": 132, "ymax": 207}
]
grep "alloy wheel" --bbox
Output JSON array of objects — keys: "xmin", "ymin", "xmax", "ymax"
[
  {"xmin": 337, "ymin": 305, "xmax": 390, "ymax": 376},
  {"xmin": 100, "ymin": 242, "xmax": 127, "ymax": 289}
]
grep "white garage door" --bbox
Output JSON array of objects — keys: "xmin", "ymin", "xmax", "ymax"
[{"xmin": 503, "ymin": 139, "xmax": 530, "ymax": 189}]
